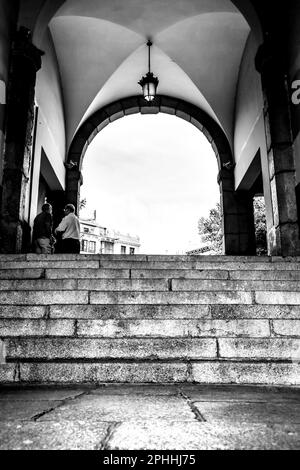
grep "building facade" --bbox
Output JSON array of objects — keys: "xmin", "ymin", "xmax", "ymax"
[{"xmin": 80, "ymin": 218, "xmax": 140, "ymax": 255}]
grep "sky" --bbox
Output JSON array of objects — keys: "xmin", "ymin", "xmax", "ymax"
[{"xmin": 80, "ymin": 113, "xmax": 220, "ymax": 254}]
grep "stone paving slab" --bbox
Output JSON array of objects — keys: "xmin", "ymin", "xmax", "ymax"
[
  {"xmin": 0, "ymin": 385, "xmax": 299, "ymax": 450},
  {"xmin": 192, "ymin": 401, "xmax": 300, "ymax": 424},
  {"xmin": 38, "ymin": 395, "xmax": 195, "ymax": 422},
  {"xmin": 178, "ymin": 384, "xmax": 300, "ymax": 402},
  {"xmin": 108, "ymin": 421, "xmax": 300, "ymax": 450},
  {"xmin": 0, "ymin": 400, "xmax": 63, "ymax": 421},
  {"xmin": 0, "ymin": 387, "xmax": 87, "ymax": 401},
  {"xmin": 0, "ymin": 420, "xmax": 109, "ymax": 450}
]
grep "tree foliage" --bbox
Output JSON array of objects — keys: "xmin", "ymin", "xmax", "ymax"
[
  {"xmin": 79, "ymin": 198, "xmax": 87, "ymax": 211},
  {"xmin": 198, "ymin": 197, "xmax": 267, "ymax": 255},
  {"xmin": 198, "ymin": 203, "xmax": 223, "ymax": 254}
]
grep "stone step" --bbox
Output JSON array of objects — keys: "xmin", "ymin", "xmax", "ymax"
[
  {"xmin": 0, "ymin": 318, "xmax": 273, "ymax": 337},
  {"xmin": 0, "ymin": 279, "xmax": 169, "ymax": 291},
  {"xmin": 47, "ymin": 304, "xmax": 300, "ymax": 320},
  {"xmin": 2, "ymin": 304, "xmax": 300, "ymax": 320},
  {"xmin": 1, "ymin": 259, "xmax": 300, "ymax": 271},
  {"xmin": 2, "ymin": 268, "xmax": 300, "ymax": 282},
  {"xmin": 5, "ymin": 337, "xmax": 300, "ymax": 361},
  {"xmin": 0, "ymin": 254, "xmax": 299, "ymax": 387},
  {"xmin": 5, "ymin": 337, "xmax": 217, "ymax": 360},
  {"xmin": 0, "ymin": 254, "xmax": 276, "ymax": 262},
  {"xmin": 2, "ymin": 289, "xmax": 300, "ymax": 305},
  {"xmin": 1, "ymin": 361, "xmax": 299, "ymax": 385}
]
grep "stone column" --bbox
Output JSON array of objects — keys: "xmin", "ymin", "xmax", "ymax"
[
  {"xmin": 65, "ymin": 167, "xmax": 82, "ymax": 215},
  {"xmin": 0, "ymin": 27, "xmax": 43, "ymax": 253},
  {"xmin": 218, "ymin": 167, "xmax": 256, "ymax": 255},
  {"xmin": 256, "ymin": 40, "xmax": 300, "ymax": 256}
]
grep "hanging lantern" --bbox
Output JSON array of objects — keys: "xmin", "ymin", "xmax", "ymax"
[{"xmin": 138, "ymin": 40, "xmax": 159, "ymax": 102}]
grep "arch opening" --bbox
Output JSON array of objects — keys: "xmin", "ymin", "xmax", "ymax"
[
  {"xmin": 80, "ymin": 113, "xmax": 219, "ymax": 255},
  {"xmin": 66, "ymin": 95, "xmax": 256, "ymax": 255}
]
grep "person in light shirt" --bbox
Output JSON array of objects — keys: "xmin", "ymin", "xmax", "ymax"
[{"xmin": 55, "ymin": 204, "xmax": 81, "ymax": 254}]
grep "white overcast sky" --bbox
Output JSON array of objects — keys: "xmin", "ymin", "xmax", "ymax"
[{"xmin": 80, "ymin": 113, "xmax": 220, "ymax": 254}]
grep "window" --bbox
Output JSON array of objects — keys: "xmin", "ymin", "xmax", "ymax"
[
  {"xmin": 81, "ymin": 239, "xmax": 96, "ymax": 253},
  {"xmin": 102, "ymin": 241, "xmax": 114, "ymax": 254},
  {"xmin": 84, "ymin": 227, "xmax": 89, "ymax": 233},
  {"xmin": 81, "ymin": 239, "xmax": 88, "ymax": 252},
  {"xmin": 121, "ymin": 245, "xmax": 126, "ymax": 254},
  {"xmin": 88, "ymin": 241, "xmax": 96, "ymax": 253},
  {"xmin": 130, "ymin": 247, "xmax": 135, "ymax": 255}
]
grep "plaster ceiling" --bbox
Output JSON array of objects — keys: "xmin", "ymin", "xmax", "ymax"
[{"xmin": 49, "ymin": 0, "xmax": 250, "ymax": 148}]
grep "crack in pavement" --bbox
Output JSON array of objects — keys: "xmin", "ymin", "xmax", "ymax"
[
  {"xmin": 179, "ymin": 391, "xmax": 207, "ymax": 422},
  {"xmin": 97, "ymin": 422, "xmax": 121, "ymax": 450},
  {"xmin": 30, "ymin": 387, "xmax": 97, "ymax": 422}
]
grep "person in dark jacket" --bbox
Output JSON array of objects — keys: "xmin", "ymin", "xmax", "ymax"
[{"xmin": 32, "ymin": 203, "xmax": 54, "ymax": 254}]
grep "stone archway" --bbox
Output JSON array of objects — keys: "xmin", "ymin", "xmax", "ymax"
[{"xmin": 66, "ymin": 95, "xmax": 256, "ymax": 255}]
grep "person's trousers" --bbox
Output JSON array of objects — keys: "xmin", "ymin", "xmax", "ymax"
[
  {"xmin": 34, "ymin": 238, "xmax": 51, "ymax": 254},
  {"xmin": 61, "ymin": 238, "xmax": 80, "ymax": 254}
]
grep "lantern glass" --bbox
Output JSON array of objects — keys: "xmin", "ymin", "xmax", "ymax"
[{"xmin": 143, "ymin": 81, "xmax": 156, "ymax": 101}]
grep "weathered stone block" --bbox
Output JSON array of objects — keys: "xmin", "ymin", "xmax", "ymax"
[
  {"xmin": 229, "ymin": 269, "xmax": 300, "ymax": 281},
  {"xmin": 219, "ymin": 338, "xmax": 300, "ymax": 359},
  {"xmin": 160, "ymin": 105, "xmax": 177, "ymax": 116},
  {"xmin": 268, "ymin": 146, "xmax": 295, "ymax": 179},
  {"xmin": 0, "ymin": 340, "xmax": 6, "ymax": 363},
  {"xmin": 0, "ymin": 319, "xmax": 75, "ymax": 337},
  {"xmin": 89, "ymin": 291, "xmax": 253, "ymax": 305},
  {"xmin": 0, "ymin": 261, "xmax": 100, "ymax": 269},
  {"xmin": 6, "ymin": 338, "xmax": 217, "ymax": 360},
  {"xmin": 50, "ymin": 304, "xmax": 211, "ymax": 320},
  {"xmin": 271, "ymin": 172, "xmax": 298, "ymax": 224},
  {"xmin": 0, "ymin": 255, "xmax": 26, "ymax": 261},
  {"xmin": 19, "ymin": 362, "xmax": 189, "ymax": 384},
  {"xmin": 77, "ymin": 279, "xmax": 169, "ymax": 291},
  {"xmin": 0, "ymin": 269, "xmax": 44, "ymax": 279},
  {"xmin": 46, "ymin": 268, "xmax": 130, "ymax": 279},
  {"xmin": 131, "ymin": 269, "xmax": 229, "ymax": 280},
  {"xmin": 172, "ymin": 279, "xmax": 300, "ymax": 292},
  {"xmin": 272, "ymin": 320, "xmax": 300, "ymax": 337},
  {"xmin": 256, "ymin": 291, "xmax": 300, "ymax": 304},
  {"xmin": 211, "ymin": 304, "xmax": 300, "ymax": 319},
  {"xmin": 0, "ymin": 364, "xmax": 17, "ymax": 383},
  {"xmin": 192, "ymin": 362, "xmax": 300, "ymax": 385},
  {"xmin": 0, "ymin": 291, "xmax": 88, "ymax": 305},
  {"xmin": 0, "ymin": 306, "xmax": 46, "ymax": 319},
  {"xmin": 0, "ymin": 279, "xmax": 77, "ymax": 290},
  {"xmin": 77, "ymin": 319, "xmax": 269, "ymax": 338}
]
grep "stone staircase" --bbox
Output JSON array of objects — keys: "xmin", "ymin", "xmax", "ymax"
[{"xmin": 0, "ymin": 254, "xmax": 300, "ymax": 386}]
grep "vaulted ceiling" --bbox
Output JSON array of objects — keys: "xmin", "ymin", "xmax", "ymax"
[{"xmin": 48, "ymin": 0, "xmax": 251, "ymax": 147}]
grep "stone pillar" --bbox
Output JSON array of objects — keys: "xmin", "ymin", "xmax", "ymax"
[
  {"xmin": 219, "ymin": 168, "xmax": 256, "ymax": 255},
  {"xmin": 65, "ymin": 168, "xmax": 82, "ymax": 215},
  {"xmin": 256, "ymin": 40, "xmax": 300, "ymax": 256},
  {"xmin": 0, "ymin": 27, "xmax": 43, "ymax": 253}
]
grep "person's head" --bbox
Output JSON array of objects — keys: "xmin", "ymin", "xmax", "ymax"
[
  {"xmin": 42, "ymin": 203, "xmax": 52, "ymax": 214},
  {"xmin": 64, "ymin": 204, "xmax": 75, "ymax": 215}
]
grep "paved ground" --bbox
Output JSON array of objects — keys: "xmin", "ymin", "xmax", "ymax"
[{"xmin": 0, "ymin": 384, "xmax": 299, "ymax": 450}]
